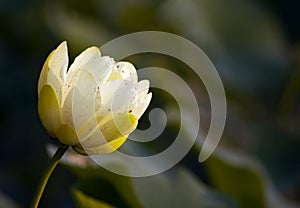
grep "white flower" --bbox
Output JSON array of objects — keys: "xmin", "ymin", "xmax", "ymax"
[{"xmin": 38, "ymin": 41, "xmax": 152, "ymax": 155}]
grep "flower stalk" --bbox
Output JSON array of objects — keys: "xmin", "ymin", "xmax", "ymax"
[{"xmin": 31, "ymin": 144, "xmax": 69, "ymax": 208}]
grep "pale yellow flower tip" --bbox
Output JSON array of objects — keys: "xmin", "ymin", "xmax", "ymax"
[{"xmin": 37, "ymin": 41, "xmax": 151, "ymax": 155}]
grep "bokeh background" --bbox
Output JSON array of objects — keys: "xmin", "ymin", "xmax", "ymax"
[{"xmin": 1, "ymin": 0, "xmax": 300, "ymax": 207}]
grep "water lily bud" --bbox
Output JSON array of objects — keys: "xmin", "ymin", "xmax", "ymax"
[{"xmin": 38, "ymin": 41, "xmax": 152, "ymax": 155}]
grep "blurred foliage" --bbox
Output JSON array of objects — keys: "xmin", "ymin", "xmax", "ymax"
[
  {"xmin": 206, "ymin": 155, "xmax": 268, "ymax": 208},
  {"xmin": 72, "ymin": 189, "xmax": 115, "ymax": 208},
  {"xmin": 1, "ymin": 0, "xmax": 300, "ymax": 207},
  {"xmin": 55, "ymin": 147, "xmax": 237, "ymax": 208},
  {"xmin": 204, "ymin": 148, "xmax": 295, "ymax": 208}
]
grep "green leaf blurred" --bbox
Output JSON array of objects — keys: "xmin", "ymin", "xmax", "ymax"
[
  {"xmin": 205, "ymin": 151, "xmax": 268, "ymax": 208},
  {"xmin": 204, "ymin": 148, "xmax": 299, "ymax": 208},
  {"xmin": 131, "ymin": 167, "xmax": 238, "ymax": 208},
  {"xmin": 60, "ymin": 149, "xmax": 237, "ymax": 208},
  {"xmin": 72, "ymin": 189, "xmax": 115, "ymax": 208},
  {"xmin": 67, "ymin": 165, "xmax": 142, "ymax": 208}
]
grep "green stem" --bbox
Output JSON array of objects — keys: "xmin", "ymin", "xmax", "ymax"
[{"xmin": 31, "ymin": 144, "xmax": 69, "ymax": 208}]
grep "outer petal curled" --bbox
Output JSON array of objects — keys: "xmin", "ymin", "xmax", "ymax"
[
  {"xmin": 73, "ymin": 113, "xmax": 137, "ymax": 154},
  {"xmin": 38, "ymin": 85, "xmax": 62, "ymax": 137},
  {"xmin": 55, "ymin": 124, "xmax": 78, "ymax": 145},
  {"xmin": 73, "ymin": 136, "xmax": 127, "ymax": 155}
]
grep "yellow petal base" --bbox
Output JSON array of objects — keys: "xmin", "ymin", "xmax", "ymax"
[{"xmin": 38, "ymin": 85, "xmax": 61, "ymax": 137}]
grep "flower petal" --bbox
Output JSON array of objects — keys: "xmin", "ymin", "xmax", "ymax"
[
  {"xmin": 107, "ymin": 69, "xmax": 123, "ymax": 81},
  {"xmin": 55, "ymin": 123, "xmax": 78, "ymax": 145},
  {"xmin": 61, "ymin": 69, "xmax": 97, "ymax": 129},
  {"xmin": 82, "ymin": 56, "xmax": 114, "ymax": 84},
  {"xmin": 136, "ymin": 80, "xmax": 150, "ymax": 100},
  {"xmin": 81, "ymin": 56, "xmax": 114, "ymax": 112},
  {"xmin": 61, "ymin": 47, "xmax": 100, "ymax": 105},
  {"xmin": 71, "ymin": 70, "xmax": 98, "ymax": 130},
  {"xmin": 132, "ymin": 92, "xmax": 152, "ymax": 119},
  {"xmin": 72, "ymin": 136, "xmax": 127, "ymax": 155},
  {"xmin": 50, "ymin": 41, "xmax": 69, "ymax": 82},
  {"xmin": 38, "ymin": 50, "xmax": 54, "ymax": 96},
  {"xmin": 38, "ymin": 41, "xmax": 68, "ymax": 101},
  {"xmin": 66, "ymin": 46, "xmax": 101, "ymax": 84},
  {"xmin": 61, "ymin": 48, "xmax": 113, "ymax": 110},
  {"xmin": 60, "ymin": 87, "xmax": 75, "ymax": 127},
  {"xmin": 98, "ymin": 80, "xmax": 137, "ymax": 115},
  {"xmin": 38, "ymin": 85, "xmax": 62, "ymax": 137},
  {"xmin": 78, "ymin": 113, "xmax": 137, "ymax": 149},
  {"xmin": 114, "ymin": 62, "xmax": 138, "ymax": 83},
  {"xmin": 62, "ymin": 54, "xmax": 113, "ymax": 129}
]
